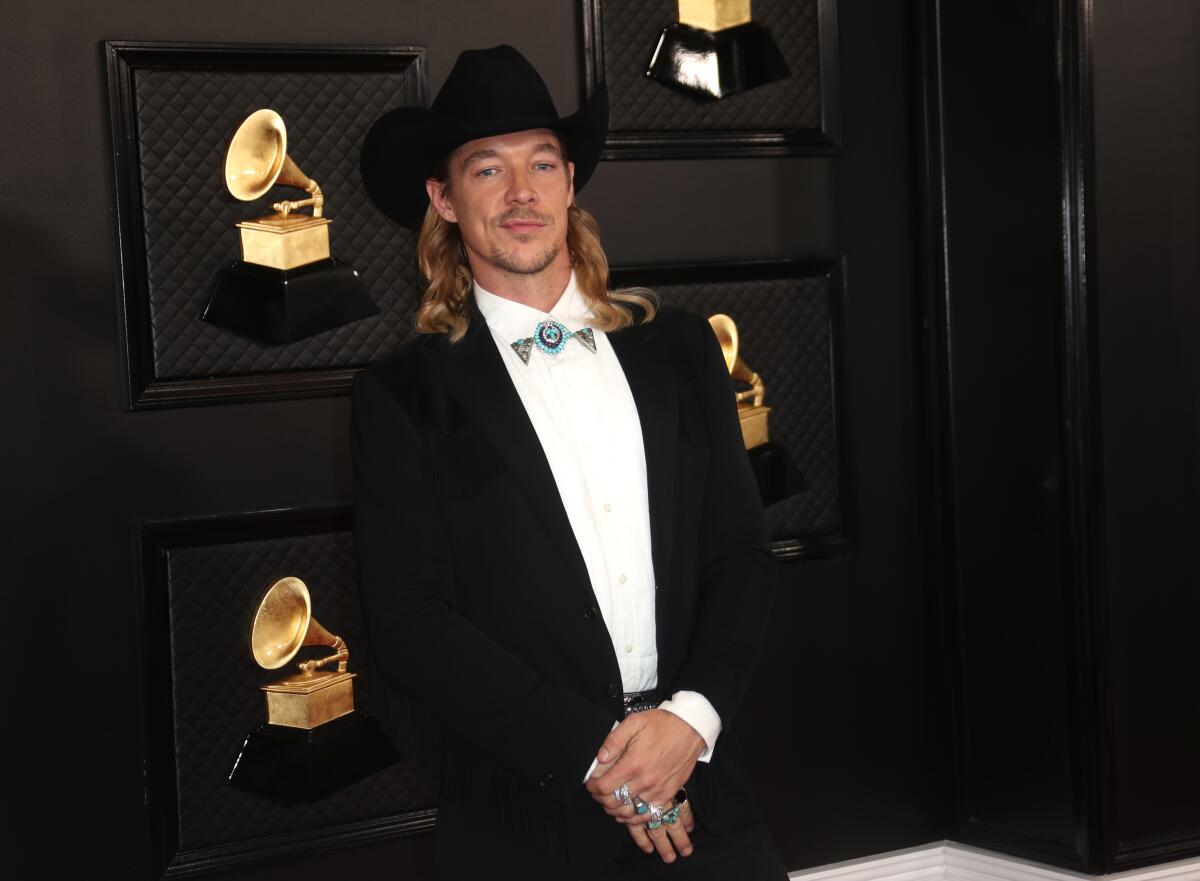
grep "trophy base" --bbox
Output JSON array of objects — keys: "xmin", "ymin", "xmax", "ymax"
[
  {"xmin": 227, "ymin": 712, "xmax": 398, "ymax": 803},
  {"xmin": 263, "ymin": 670, "xmax": 356, "ymax": 730},
  {"xmin": 237, "ymin": 215, "xmax": 331, "ymax": 271},
  {"xmin": 737, "ymin": 403, "xmax": 771, "ymax": 450},
  {"xmin": 746, "ymin": 441, "xmax": 806, "ymax": 508},
  {"xmin": 678, "ymin": 0, "xmax": 752, "ymax": 32},
  {"xmin": 646, "ymin": 21, "xmax": 790, "ymax": 100},
  {"xmin": 202, "ymin": 258, "xmax": 378, "ymax": 345}
]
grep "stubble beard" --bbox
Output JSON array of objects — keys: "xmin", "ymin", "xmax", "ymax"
[
  {"xmin": 487, "ymin": 208, "xmax": 563, "ymax": 275},
  {"xmin": 488, "ymin": 241, "xmax": 562, "ymax": 276}
]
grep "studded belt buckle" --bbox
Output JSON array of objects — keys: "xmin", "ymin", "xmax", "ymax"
[{"xmin": 622, "ymin": 690, "xmax": 660, "ymax": 717}]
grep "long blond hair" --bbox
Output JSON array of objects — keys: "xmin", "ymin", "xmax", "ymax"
[{"xmin": 414, "ymin": 200, "xmax": 656, "ymax": 343}]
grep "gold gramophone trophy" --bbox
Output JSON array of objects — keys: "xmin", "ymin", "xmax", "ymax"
[
  {"xmin": 646, "ymin": 1, "xmax": 790, "ymax": 99},
  {"xmin": 708, "ymin": 313, "xmax": 771, "ymax": 449},
  {"xmin": 202, "ymin": 109, "xmax": 377, "ymax": 344},
  {"xmin": 251, "ymin": 576, "xmax": 355, "ymax": 730}
]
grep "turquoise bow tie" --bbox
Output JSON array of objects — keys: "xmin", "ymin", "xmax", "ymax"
[{"xmin": 511, "ymin": 319, "xmax": 596, "ymax": 365}]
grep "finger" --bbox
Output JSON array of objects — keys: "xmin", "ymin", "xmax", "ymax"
[
  {"xmin": 585, "ymin": 769, "xmax": 620, "ymax": 798},
  {"xmin": 634, "ymin": 783, "xmax": 676, "ymax": 812},
  {"xmin": 603, "ymin": 802, "xmax": 637, "ymax": 820},
  {"xmin": 597, "ymin": 714, "xmax": 644, "ymax": 765},
  {"xmin": 681, "ymin": 801, "xmax": 696, "ymax": 834},
  {"xmin": 583, "ymin": 755, "xmax": 619, "ymax": 796},
  {"xmin": 591, "ymin": 783, "xmax": 629, "ymax": 806},
  {"xmin": 626, "ymin": 823, "xmax": 655, "ymax": 854},
  {"xmin": 664, "ymin": 815, "xmax": 693, "ymax": 858},
  {"xmin": 595, "ymin": 762, "xmax": 650, "ymax": 808},
  {"xmin": 619, "ymin": 798, "xmax": 658, "ymax": 826},
  {"xmin": 645, "ymin": 821, "xmax": 677, "ymax": 863}
]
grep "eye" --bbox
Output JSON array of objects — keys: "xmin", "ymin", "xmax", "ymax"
[
  {"xmin": 476, "ymin": 167, "xmax": 498, "ymax": 178},
  {"xmin": 534, "ymin": 161, "xmax": 556, "ymax": 171}
]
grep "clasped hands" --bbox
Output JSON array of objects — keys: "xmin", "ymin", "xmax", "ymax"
[{"xmin": 585, "ymin": 709, "xmax": 706, "ymax": 864}]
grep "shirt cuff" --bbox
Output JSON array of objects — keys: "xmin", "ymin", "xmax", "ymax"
[
  {"xmin": 658, "ymin": 691, "xmax": 722, "ymax": 762},
  {"xmin": 583, "ymin": 720, "xmax": 621, "ymax": 782}
]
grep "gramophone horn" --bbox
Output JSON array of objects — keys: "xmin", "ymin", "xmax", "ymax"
[
  {"xmin": 708, "ymin": 313, "xmax": 740, "ymax": 374},
  {"xmin": 224, "ymin": 109, "xmax": 322, "ymax": 215},
  {"xmin": 707, "ymin": 313, "xmax": 765, "ymax": 407},
  {"xmin": 251, "ymin": 576, "xmax": 345, "ymax": 672}
]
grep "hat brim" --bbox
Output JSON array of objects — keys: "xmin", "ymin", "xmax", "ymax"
[{"xmin": 361, "ymin": 80, "xmax": 608, "ymax": 230}]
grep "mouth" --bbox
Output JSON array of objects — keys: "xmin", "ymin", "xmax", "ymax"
[{"xmin": 499, "ymin": 213, "xmax": 549, "ymax": 235}]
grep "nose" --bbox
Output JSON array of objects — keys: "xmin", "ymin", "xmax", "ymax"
[{"xmin": 506, "ymin": 166, "xmax": 536, "ymax": 204}]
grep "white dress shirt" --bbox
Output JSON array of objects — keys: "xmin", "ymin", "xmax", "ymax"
[{"xmin": 473, "ymin": 273, "xmax": 722, "ymax": 778}]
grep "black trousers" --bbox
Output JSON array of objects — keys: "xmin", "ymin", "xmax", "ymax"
[
  {"xmin": 435, "ymin": 788, "xmax": 788, "ymax": 881},
  {"xmin": 605, "ymin": 822, "xmax": 788, "ymax": 881}
]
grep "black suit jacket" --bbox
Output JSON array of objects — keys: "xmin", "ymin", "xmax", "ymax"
[{"xmin": 351, "ymin": 301, "xmax": 777, "ymax": 877}]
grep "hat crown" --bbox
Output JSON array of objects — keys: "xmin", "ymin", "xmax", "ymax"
[
  {"xmin": 432, "ymin": 45, "xmax": 560, "ymax": 128},
  {"xmin": 361, "ymin": 45, "xmax": 608, "ymax": 229}
]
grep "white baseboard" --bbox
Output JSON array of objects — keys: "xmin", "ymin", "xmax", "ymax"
[{"xmin": 787, "ymin": 842, "xmax": 1200, "ymax": 881}]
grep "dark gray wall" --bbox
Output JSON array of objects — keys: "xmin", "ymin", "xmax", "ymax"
[
  {"xmin": 1093, "ymin": 0, "xmax": 1200, "ymax": 867},
  {"xmin": 926, "ymin": 0, "xmax": 1200, "ymax": 872},
  {"xmin": 932, "ymin": 0, "xmax": 1087, "ymax": 867},
  {"xmin": 9, "ymin": 1, "xmax": 945, "ymax": 879}
]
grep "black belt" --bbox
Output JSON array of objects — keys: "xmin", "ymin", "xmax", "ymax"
[{"xmin": 622, "ymin": 689, "xmax": 660, "ymax": 717}]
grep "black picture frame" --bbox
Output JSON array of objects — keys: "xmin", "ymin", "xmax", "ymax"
[
  {"xmin": 137, "ymin": 506, "xmax": 436, "ymax": 879},
  {"xmin": 580, "ymin": 0, "xmax": 841, "ymax": 159},
  {"xmin": 611, "ymin": 256, "xmax": 855, "ymax": 559},
  {"xmin": 104, "ymin": 41, "xmax": 426, "ymax": 410}
]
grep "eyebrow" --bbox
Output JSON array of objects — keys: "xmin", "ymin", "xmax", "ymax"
[
  {"xmin": 459, "ymin": 147, "xmax": 500, "ymax": 169},
  {"xmin": 459, "ymin": 142, "xmax": 565, "ymax": 170},
  {"xmin": 531, "ymin": 142, "xmax": 565, "ymax": 160}
]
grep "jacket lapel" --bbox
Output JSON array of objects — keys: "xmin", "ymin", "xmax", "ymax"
[
  {"xmin": 421, "ymin": 306, "xmax": 593, "ymax": 596},
  {"xmin": 608, "ymin": 319, "xmax": 678, "ymax": 591}
]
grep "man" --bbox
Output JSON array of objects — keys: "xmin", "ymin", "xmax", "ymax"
[{"xmin": 355, "ymin": 45, "xmax": 784, "ymax": 880}]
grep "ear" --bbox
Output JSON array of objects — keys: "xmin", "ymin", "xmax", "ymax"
[
  {"xmin": 426, "ymin": 178, "xmax": 457, "ymax": 223},
  {"xmin": 566, "ymin": 160, "xmax": 576, "ymax": 207}
]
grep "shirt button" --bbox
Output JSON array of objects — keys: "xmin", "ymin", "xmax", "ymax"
[
  {"xmin": 608, "ymin": 683, "xmax": 622, "ymax": 699},
  {"xmin": 584, "ymin": 606, "xmax": 599, "ymax": 620},
  {"xmin": 624, "ymin": 644, "xmax": 633, "ymax": 654},
  {"xmin": 539, "ymin": 773, "xmax": 556, "ymax": 789},
  {"xmin": 603, "ymin": 503, "xmax": 612, "ymax": 513},
  {"xmin": 618, "ymin": 574, "xmax": 627, "ymax": 584}
]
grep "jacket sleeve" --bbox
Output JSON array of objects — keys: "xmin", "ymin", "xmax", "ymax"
[
  {"xmin": 671, "ymin": 316, "xmax": 779, "ymax": 727},
  {"xmin": 351, "ymin": 367, "xmax": 616, "ymax": 805}
]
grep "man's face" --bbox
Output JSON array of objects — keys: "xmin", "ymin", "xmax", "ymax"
[{"xmin": 426, "ymin": 128, "xmax": 575, "ymax": 280}]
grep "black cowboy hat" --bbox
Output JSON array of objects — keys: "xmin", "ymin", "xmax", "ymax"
[{"xmin": 360, "ymin": 45, "xmax": 608, "ymax": 230}]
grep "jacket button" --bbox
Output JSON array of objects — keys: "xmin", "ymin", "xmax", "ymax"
[
  {"xmin": 608, "ymin": 683, "xmax": 622, "ymax": 699},
  {"xmin": 584, "ymin": 606, "xmax": 599, "ymax": 620},
  {"xmin": 539, "ymin": 773, "xmax": 556, "ymax": 788}
]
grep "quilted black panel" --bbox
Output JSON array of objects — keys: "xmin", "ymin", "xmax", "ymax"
[
  {"xmin": 595, "ymin": 0, "xmax": 824, "ymax": 134},
  {"xmin": 650, "ymin": 273, "xmax": 840, "ymax": 539},
  {"xmin": 132, "ymin": 65, "xmax": 421, "ymax": 380},
  {"xmin": 165, "ymin": 530, "xmax": 434, "ymax": 852}
]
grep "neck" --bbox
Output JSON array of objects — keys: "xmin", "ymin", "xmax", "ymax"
[{"xmin": 468, "ymin": 252, "xmax": 573, "ymax": 313}]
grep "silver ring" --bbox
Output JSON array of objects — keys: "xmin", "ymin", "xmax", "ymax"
[
  {"xmin": 648, "ymin": 802, "xmax": 664, "ymax": 824},
  {"xmin": 613, "ymin": 783, "xmax": 632, "ymax": 806}
]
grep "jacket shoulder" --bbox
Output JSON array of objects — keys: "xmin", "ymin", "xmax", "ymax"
[
  {"xmin": 637, "ymin": 304, "xmax": 716, "ymax": 378},
  {"xmin": 650, "ymin": 304, "xmax": 712, "ymax": 343},
  {"xmin": 352, "ymin": 332, "xmax": 444, "ymax": 401}
]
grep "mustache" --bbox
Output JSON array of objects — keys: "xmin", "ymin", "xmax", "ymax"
[{"xmin": 495, "ymin": 209, "xmax": 553, "ymax": 226}]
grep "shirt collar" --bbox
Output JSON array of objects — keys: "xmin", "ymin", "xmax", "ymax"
[{"xmin": 473, "ymin": 271, "xmax": 592, "ymax": 344}]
